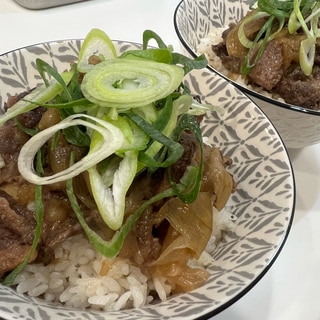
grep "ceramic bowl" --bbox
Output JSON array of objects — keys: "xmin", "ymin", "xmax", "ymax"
[
  {"xmin": 174, "ymin": 0, "xmax": 320, "ymax": 149},
  {"xmin": 0, "ymin": 39, "xmax": 295, "ymax": 319},
  {"xmin": 14, "ymin": 0, "xmax": 88, "ymax": 9}
]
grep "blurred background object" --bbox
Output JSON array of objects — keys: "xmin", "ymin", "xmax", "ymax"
[{"xmin": 13, "ymin": 0, "xmax": 89, "ymax": 10}]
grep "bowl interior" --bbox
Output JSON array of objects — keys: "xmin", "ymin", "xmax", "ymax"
[{"xmin": 0, "ymin": 39, "xmax": 295, "ymax": 320}]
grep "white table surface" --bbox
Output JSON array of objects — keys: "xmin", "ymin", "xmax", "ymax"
[{"xmin": 1, "ymin": 0, "xmax": 320, "ymax": 319}]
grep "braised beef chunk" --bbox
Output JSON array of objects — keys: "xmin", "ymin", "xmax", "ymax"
[
  {"xmin": 248, "ymin": 39, "xmax": 284, "ymax": 91},
  {"xmin": 0, "ymin": 94, "xmax": 85, "ymax": 278},
  {"xmin": 4, "ymin": 90, "xmax": 32, "ymax": 111},
  {"xmin": 0, "ymin": 106, "xmax": 46, "ymax": 184},
  {"xmin": 170, "ymin": 131, "xmax": 198, "ymax": 182},
  {"xmin": 211, "ymin": 41, "xmax": 242, "ymax": 74},
  {"xmin": 0, "ymin": 186, "xmax": 83, "ymax": 276},
  {"xmin": 221, "ymin": 56, "xmax": 243, "ymax": 74},
  {"xmin": 274, "ymin": 64, "xmax": 320, "ymax": 109},
  {"xmin": 37, "ymin": 188, "xmax": 83, "ymax": 264},
  {"xmin": 16, "ymin": 106, "xmax": 46, "ymax": 129},
  {"xmin": 212, "ymin": 42, "xmax": 228, "ymax": 58},
  {"xmin": 0, "ymin": 190, "xmax": 36, "ymax": 278},
  {"xmin": 0, "ymin": 122, "xmax": 29, "ymax": 184}
]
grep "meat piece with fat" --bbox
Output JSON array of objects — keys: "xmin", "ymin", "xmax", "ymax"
[
  {"xmin": 0, "ymin": 190, "xmax": 36, "ymax": 278},
  {"xmin": 248, "ymin": 39, "xmax": 284, "ymax": 91}
]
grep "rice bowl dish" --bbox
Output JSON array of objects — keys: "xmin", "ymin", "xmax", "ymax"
[
  {"xmin": 174, "ymin": 0, "xmax": 320, "ymax": 148},
  {"xmin": 0, "ymin": 36, "xmax": 295, "ymax": 320}
]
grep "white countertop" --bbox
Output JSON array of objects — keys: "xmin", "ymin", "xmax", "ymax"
[{"xmin": 1, "ymin": 0, "xmax": 320, "ymax": 319}]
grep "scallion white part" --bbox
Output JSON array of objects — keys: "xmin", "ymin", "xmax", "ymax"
[{"xmin": 18, "ymin": 114, "xmax": 125, "ymax": 185}]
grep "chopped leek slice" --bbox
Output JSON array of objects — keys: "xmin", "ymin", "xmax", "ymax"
[
  {"xmin": 77, "ymin": 28, "xmax": 117, "ymax": 73},
  {"xmin": 18, "ymin": 114, "xmax": 125, "ymax": 185},
  {"xmin": 81, "ymin": 58, "xmax": 184, "ymax": 109},
  {"xmin": 88, "ymin": 150, "xmax": 138, "ymax": 230},
  {"xmin": 0, "ymin": 72, "xmax": 72, "ymax": 127},
  {"xmin": 300, "ymin": 37, "xmax": 315, "ymax": 76}
]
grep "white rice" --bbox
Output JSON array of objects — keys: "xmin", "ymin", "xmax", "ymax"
[
  {"xmin": 12, "ymin": 202, "xmax": 235, "ymax": 311},
  {"xmin": 13, "ymin": 235, "xmax": 155, "ymax": 311}
]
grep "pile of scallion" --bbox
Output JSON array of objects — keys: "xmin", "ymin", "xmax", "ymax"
[
  {"xmin": 2, "ymin": 28, "xmax": 217, "ymax": 285},
  {"xmin": 240, "ymin": 0, "xmax": 320, "ymax": 75}
]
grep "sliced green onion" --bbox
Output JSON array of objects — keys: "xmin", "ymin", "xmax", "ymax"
[
  {"xmin": 171, "ymin": 53, "xmax": 208, "ymax": 74},
  {"xmin": 66, "ymin": 145, "xmax": 203, "ymax": 258},
  {"xmin": 23, "ymin": 97, "xmax": 94, "ymax": 110},
  {"xmin": 238, "ymin": 11, "xmax": 270, "ymax": 48},
  {"xmin": 36, "ymin": 59, "xmax": 73, "ymax": 102},
  {"xmin": 1, "ymin": 28, "xmax": 220, "ymax": 267},
  {"xmin": 18, "ymin": 114, "xmax": 125, "ymax": 185},
  {"xmin": 241, "ymin": 15, "xmax": 275, "ymax": 74},
  {"xmin": 169, "ymin": 114, "xmax": 204, "ymax": 203},
  {"xmin": 120, "ymin": 48, "xmax": 173, "ymax": 64},
  {"xmin": 77, "ymin": 28, "xmax": 117, "ymax": 73},
  {"xmin": 126, "ymin": 112, "xmax": 184, "ymax": 170},
  {"xmin": 81, "ymin": 58, "xmax": 184, "ymax": 109},
  {"xmin": 288, "ymin": 7, "xmax": 301, "ymax": 33},
  {"xmin": 97, "ymin": 114, "xmax": 149, "ymax": 153},
  {"xmin": 142, "ymin": 29, "xmax": 170, "ymax": 50},
  {"xmin": 88, "ymin": 150, "xmax": 138, "ymax": 230},
  {"xmin": 0, "ymin": 72, "xmax": 72, "ymax": 127},
  {"xmin": 300, "ymin": 37, "xmax": 315, "ymax": 75},
  {"xmin": 132, "ymin": 103, "xmax": 158, "ymax": 123},
  {"xmin": 256, "ymin": 0, "xmax": 291, "ymax": 18}
]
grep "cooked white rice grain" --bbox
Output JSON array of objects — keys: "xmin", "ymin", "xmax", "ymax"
[
  {"xmin": 113, "ymin": 291, "xmax": 132, "ymax": 311},
  {"xmin": 152, "ymin": 276, "xmax": 172, "ymax": 302},
  {"xmin": 88, "ymin": 294, "xmax": 115, "ymax": 306},
  {"xmin": 130, "ymin": 284, "xmax": 146, "ymax": 308},
  {"xmin": 55, "ymin": 260, "xmax": 70, "ymax": 272},
  {"xmin": 28, "ymin": 283, "xmax": 49, "ymax": 297},
  {"xmin": 43, "ymin": 292, "xmax": 56, "ymax": 302},
  {"xmin": 102, "ymin": 276, "xmax": 122, "ymax": 293},
  {"xmin": 16, "ymin": 278, "xmax": 39, "ymax": 294}
]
